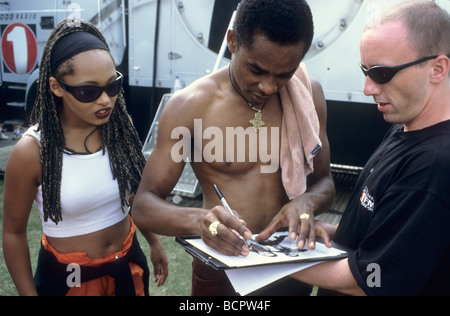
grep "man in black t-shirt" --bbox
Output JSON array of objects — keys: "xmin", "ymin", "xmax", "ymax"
[{"xmin": 290, "ymin": 1, "xmax": 450, "ymax": 295}]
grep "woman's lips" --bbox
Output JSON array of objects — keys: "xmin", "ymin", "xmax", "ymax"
[{"xmin": 95, "ymin": 108, "xmax": 112, "ymax": 119}]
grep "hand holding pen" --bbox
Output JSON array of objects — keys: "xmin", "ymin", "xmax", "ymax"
[
  {"xmin": 213, "ymin": 185, "xmax": 252, "ymax": 249},
  {"xmin": 200, "ymin": 184, "xmax": 253, "ymax": 256}
]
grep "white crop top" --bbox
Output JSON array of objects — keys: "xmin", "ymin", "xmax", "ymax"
[{"xmin": 25, "ymin": 126, "xmax": 129, "ymax": 238}]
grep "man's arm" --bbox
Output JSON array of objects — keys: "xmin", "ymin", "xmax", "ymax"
[
  {"xmin": 132, "ymin": 84, "xmax": 251, "ymax": 256},
  {"xmin": 257, "ymin": 79, "xmax": 335, "ymax": 248},
  {"xmin": 132, "ymin": 92, "xmax": 207, "ymax": 237},
  {"xmin": 291, "ymin": 259, "xmax": 366, "ymax": 296}
]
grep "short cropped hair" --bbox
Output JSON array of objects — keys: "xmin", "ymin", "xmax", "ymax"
[
  {"xmin": 234, "ymin": 0, "xmax": 314, "ymax": 57},
  {"xmin": 366, "ymin": 1, "xmax": 450, "ymax": 58}
]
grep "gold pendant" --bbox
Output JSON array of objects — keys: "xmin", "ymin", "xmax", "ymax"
[{"xmin": 249, "ymin": 110, "xmax": 265, "ymax": 133}]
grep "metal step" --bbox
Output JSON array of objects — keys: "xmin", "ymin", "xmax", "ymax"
[
  {"xmin": 6, "ymin": 102, "xmax": 25, "ymax": 108},
  {"xmin": 7, "ymin": 85, "xmax": 27, "ymax": 91},
  {"xmin": 3, "ymin": 119, "xmax": 25, "ymax": 126},
  {"xmin": 142, "ymin": 94, "xmax": 202, "ymax": 198}
]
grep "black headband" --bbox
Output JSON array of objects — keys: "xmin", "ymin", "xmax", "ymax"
[{"xmin": 50, "ymin": 31, "xmax": 109, "ymax": 74}]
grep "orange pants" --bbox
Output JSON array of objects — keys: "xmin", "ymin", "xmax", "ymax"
[{"xmin": 38, "ymin": 217, "xmax": 148, "ymax": 296}]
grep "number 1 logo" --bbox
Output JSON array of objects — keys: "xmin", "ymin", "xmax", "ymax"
[{"xmin": 1, "ymin": 23, "xmax": 38, "ymax": 74}]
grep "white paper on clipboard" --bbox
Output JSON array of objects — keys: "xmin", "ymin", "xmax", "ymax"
[
  {"xmin": 185, "ymin": 232, "xmax": 346, "ymax": 269},
  {"xmin": 183, "ymin": 232, "xmax": 347, "ymax": 295},
  {"xmin": 225, "ymin": 261, "xmax": 323, "ymax": 296}
]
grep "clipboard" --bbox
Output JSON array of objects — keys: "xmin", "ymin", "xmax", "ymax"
[
  {"xmin": 176, "ymin": 236, "xmax": 230, "ymax": 270},
  {"xmin": 176, "ymin": 232, "xmax": 349, "ymax": 271}
]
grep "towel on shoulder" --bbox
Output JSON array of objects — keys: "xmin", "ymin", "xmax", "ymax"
[{"xmin": 280, "ymin": 63, "xmax": 322, "ymax": 200}]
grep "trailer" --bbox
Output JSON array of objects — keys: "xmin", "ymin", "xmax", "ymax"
[{"xmin": 2, "ymin": 0, "xmax": 449, "ymax": 198}]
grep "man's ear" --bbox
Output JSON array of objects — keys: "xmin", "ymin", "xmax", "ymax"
[
  {"xmin": 431, "ymin": 55, "xmax": 450, "ymax": 84},
  {"xmin": 49, "ymin": 77, "xmax": 64, "ymax": 97},
  {"xmin": 227, "ymin": 29, "xmax": 237, "ymax": 54}
]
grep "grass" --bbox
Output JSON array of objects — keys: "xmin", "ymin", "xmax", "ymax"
[{"xmin": 0, "ymin": 178, "xmax": 193, "ymax": 296}]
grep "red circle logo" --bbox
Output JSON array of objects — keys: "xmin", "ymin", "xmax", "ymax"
[{"xmin": 1, "ymin": 23, "xmax": 38, "ymax": 74}]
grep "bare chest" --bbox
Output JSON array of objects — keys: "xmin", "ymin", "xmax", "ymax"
[{"xmin": 196, "ymin": 100, "xmax": 283, "ymax": 174}]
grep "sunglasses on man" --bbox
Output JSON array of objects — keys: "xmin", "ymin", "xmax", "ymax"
[
  {"xmin": 360, "ymin": 55, "xmax": 448, "ymax": 84},
  {"xmin": 57, "ymin": 71, "xmax": 123, "ymax": 103}
]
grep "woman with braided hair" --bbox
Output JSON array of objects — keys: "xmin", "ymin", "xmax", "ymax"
[{"xmin": 2, "ymin": 19, "xmax": 168, "ymax": 296}]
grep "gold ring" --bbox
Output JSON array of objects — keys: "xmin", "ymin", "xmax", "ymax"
[
  {"xmin": 209, "ymin": 221, "xmax": 221, "ymax": 237},
  {"xmin": 299, "ymin": 213, "xmax": 310, "ymax": 221}
]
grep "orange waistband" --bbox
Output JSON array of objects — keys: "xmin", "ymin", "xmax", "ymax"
[{"xmin": 41, "ymin": 216, "xmax": 136, "ymax": 267}]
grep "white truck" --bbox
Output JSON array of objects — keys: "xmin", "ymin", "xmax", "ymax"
[{"xmin": 2, "ymin": 0, "xmax": 448, "ymax": 171}]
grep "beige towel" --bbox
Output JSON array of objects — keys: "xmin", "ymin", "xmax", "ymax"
[{"xmin": 280, "ymin": 63, "xmax": 322, "ymax": 200}]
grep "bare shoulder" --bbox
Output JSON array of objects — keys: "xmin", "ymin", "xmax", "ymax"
[
  {"xmin": 160, "ymin": 70, "xmax": 225, "ymax": 130},
  {"xmin": 6, "ymin": 134, "xmax": 42, "ymax": 185},
  {"xmin": 310, "ymin": 77, "xmax": 326, "ymax": 105},
  {"xmin": 310, "ymin": 77, "xmax": 327, "ymax": 122},
  {"xmin": 9, "ymin": 133, "xmax": 41, "ymax": 163},
  {"xmin": 144, "ymin": 70, "xmax": 225, "ymax": 192}
]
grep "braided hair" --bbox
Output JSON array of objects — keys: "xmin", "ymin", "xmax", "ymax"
[{"xmin": 30, "ymin": 19, "xmax": 146, "ymax": 224}]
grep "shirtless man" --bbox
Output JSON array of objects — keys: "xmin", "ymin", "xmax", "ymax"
[{"xmin": 133, "ymin": 0, "xmax": 335, "ymax": 295}]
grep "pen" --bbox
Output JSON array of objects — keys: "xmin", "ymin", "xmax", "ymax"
[{"xmin": 213, "ymin": 184, "xmax": 252, "ymax": 249}]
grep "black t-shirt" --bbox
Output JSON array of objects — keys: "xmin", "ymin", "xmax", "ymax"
[{"xmin": 334, "ymin": 120, "xmax": 450, "ymax": 296}]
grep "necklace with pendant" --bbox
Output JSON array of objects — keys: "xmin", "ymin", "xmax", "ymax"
[{"xmin": 228, "ymin": 65, "xmax": 267, "ymax": 133}]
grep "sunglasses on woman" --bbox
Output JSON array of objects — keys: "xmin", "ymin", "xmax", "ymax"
[
  {"xmin": 57, "ymin": 71, "xmax": 123, "ymax": 103},
  {"xmin": 360, "ymin": 56, "xmax": 439, "ymax": 84}
]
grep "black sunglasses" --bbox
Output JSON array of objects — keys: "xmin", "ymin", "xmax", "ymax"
[
  {"xmin": 360, "ymin": 56, "xmax": 438, "ymax": 84},
  {"xmin": 57, "ymin": 71, "xmax": 123, "ymax": 103}
]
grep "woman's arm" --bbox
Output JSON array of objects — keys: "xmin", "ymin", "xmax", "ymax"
[{"xmin": 2, "ymin": 136, "xmax": 41, "ymax": 296}]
